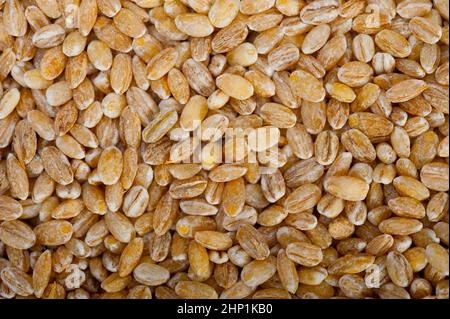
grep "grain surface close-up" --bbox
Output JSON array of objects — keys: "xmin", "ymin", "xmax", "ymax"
[{"xmin": 0, "ymin": 0, "xmax": 449, "ymax": 300}]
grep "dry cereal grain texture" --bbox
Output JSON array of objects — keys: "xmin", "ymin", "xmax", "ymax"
[{"xmin": 0, "ymin": 0, "xmax": 448, "ymax": 300}]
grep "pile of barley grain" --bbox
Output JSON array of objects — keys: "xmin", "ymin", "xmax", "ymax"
[{"xmin": 0, "ymin": 0, "xmax": 449, "ymax": 299}]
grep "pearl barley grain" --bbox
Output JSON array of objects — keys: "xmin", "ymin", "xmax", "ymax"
[{"xmin": 0, "ymin": 0, "xmax": 448, "ymax": 300}]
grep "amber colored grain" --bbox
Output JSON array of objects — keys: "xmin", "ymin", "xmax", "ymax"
[{"xmin": 0, "ymin": 0, "xmax": 448, "ymax": 301}]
